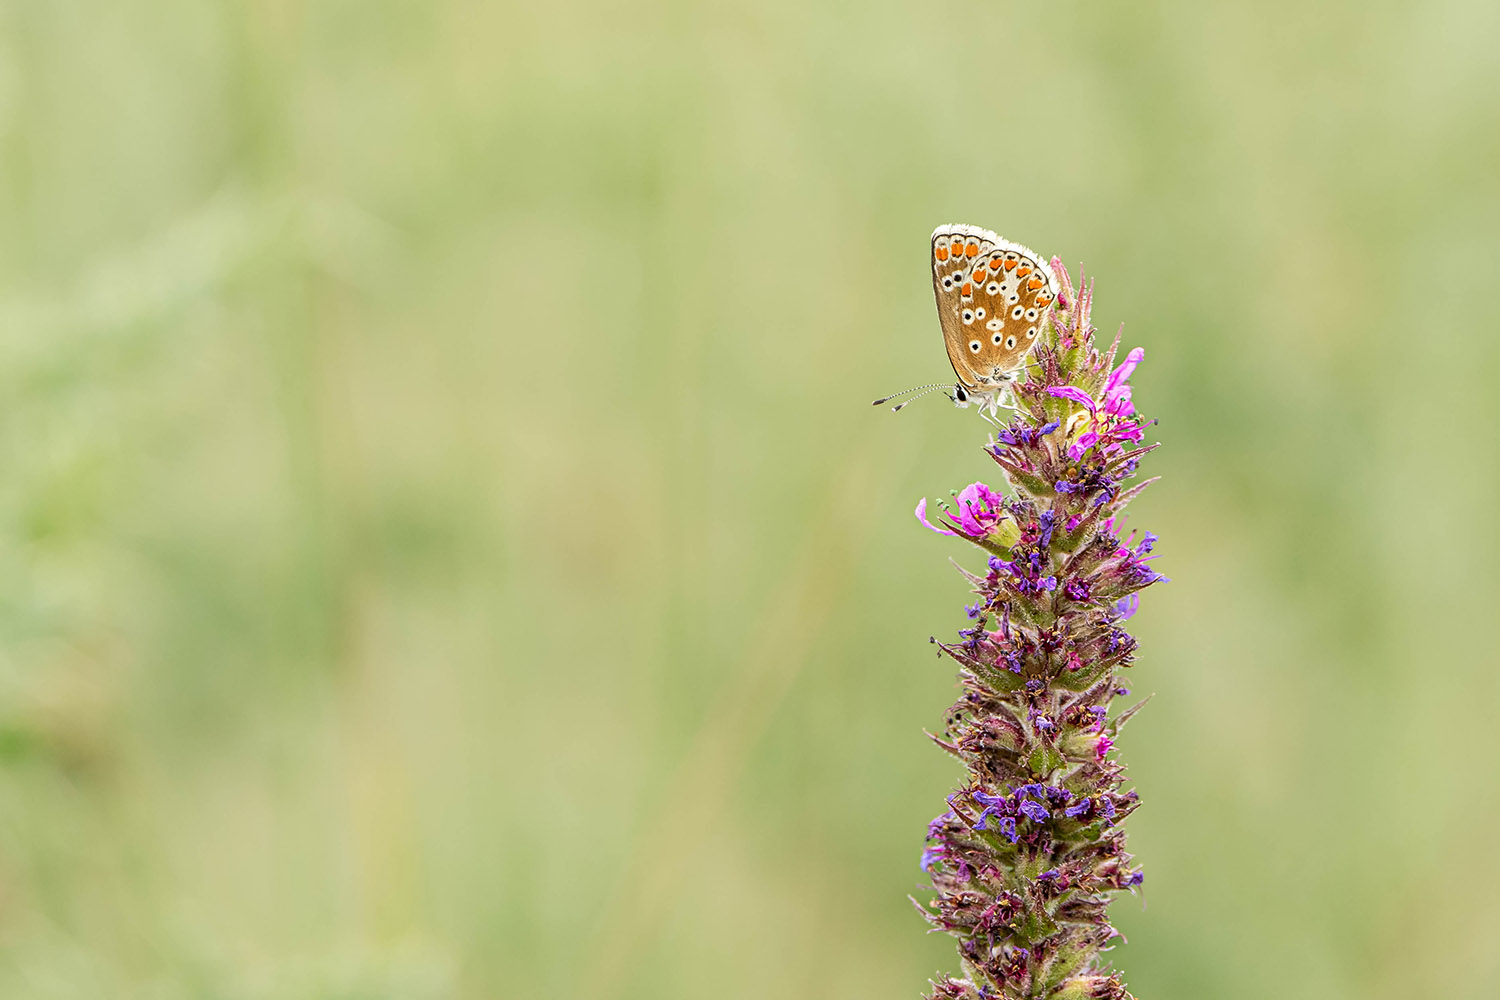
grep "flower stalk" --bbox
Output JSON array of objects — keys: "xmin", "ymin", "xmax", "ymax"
[{"xmin": 911, "ymin": 260, "xmax": 1164, "ymax": 1000}]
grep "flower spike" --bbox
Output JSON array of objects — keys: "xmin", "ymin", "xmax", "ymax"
[{"xmin": 903, "ymin": 258, "xmax": 1164, "ymax": 1000}]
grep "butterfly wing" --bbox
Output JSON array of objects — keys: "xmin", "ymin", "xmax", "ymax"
[{"xmin": 931, "ymin": 224, "xmax": 1058, "ymax": 391}]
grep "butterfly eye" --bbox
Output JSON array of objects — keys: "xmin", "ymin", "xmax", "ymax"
[
  {"xmin": 955, "ymin": 384, "xmax": 968, "ymax": 402},
  {"xmin": 969, "ymin": 340, "xmax": 981, "ymax": 352}
]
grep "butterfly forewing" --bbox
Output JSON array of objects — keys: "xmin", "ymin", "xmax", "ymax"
[{"xmin": 931, "ymin": 224, "xmax": 1057, "ymax": 391}]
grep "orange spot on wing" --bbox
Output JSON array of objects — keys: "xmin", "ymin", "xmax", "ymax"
[
  {"xmin": 1028, "ymin": 277, "xmax": 1044, "ymax": 291},
  {"xmin": 960, "ymin": 283, "xmax": 973, "ymax": 296},
  {"xmin": 1003, "ymin": 259, "xmax": 1018, "ymax": 271},
  {"xmin": 972, "ymin": 267, "xmax": 988, "ymax": 283},
  {"xmin": 1016, "ymin": 265, "xmax": 1032, "ymax": 278},
  {"xmin": 965, "ymin": 242, "xmax": 979, "ymax": 257},
  {"xmin": 1035, "ymin": 295, "xmax": 1051, "ymax": 306},
  {"xmin": 935, "ymin": 246, "xmax": 950, "ymax": 261}
]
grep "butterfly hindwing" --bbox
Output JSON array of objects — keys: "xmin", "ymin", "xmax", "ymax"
[{"xmin": 931, "ymin": 225, "xmax": 995, "ymax": 390}]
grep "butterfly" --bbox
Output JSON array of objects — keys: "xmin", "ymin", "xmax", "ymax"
[{"xmin": 875, "ymin": 224, "xmax": 1059, "ymax": 421}]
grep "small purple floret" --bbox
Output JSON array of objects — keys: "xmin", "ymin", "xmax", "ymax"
[{"xmin": 1017, "ymin": 800, "xmax": 1050, "ymax": 823}]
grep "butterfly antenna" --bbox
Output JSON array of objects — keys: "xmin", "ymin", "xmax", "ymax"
[
  {"xmin": 873, "ymin": 382, "xmax": 952, "ymax": 412},
  {"xmin": 891, "ymin": 384, "xmax": 954, "ymax": 412},
  {"xmin": 871, "ymin": 382, "xmax": 950, "ymax": 408}
]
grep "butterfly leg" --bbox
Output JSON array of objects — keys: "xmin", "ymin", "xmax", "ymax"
[{"xmin": 987, "ymin": 387, "xmax": 1022, "ymax": 421}]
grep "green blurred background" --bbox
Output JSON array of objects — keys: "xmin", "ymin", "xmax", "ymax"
[{"xmin": 2, "ymin": 2, "xmax": 1498, "ymax": 998}]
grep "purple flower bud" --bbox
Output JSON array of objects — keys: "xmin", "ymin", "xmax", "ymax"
[{"xmin": 1037, "ymin": 510, "xmax": 1057, "ymax": 547}]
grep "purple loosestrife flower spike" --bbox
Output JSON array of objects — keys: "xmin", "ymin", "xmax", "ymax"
[{"xmin": 909, "ymin": 257, "xmax": 1163, "ymax": 1000}]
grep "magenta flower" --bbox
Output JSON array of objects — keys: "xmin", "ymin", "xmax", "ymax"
[
  {"xmin": 915, "ymin": 481, "xmax": 1007, "ymax": 538},
  {"xmin": 1048, "ymin": 346, "xmax": 1146, "ymax": 460}
]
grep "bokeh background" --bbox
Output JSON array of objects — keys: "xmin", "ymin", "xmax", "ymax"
[{"xmin": 2, "ymin": 2, "xmax": 1498, "ymax": 998}]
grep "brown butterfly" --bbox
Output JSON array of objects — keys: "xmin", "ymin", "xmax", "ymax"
[{"xmin": 875, "ymin": 224, "xmax": 1058, "ymax": 421}]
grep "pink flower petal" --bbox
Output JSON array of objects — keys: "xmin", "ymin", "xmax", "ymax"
[
  {"xmin": 1105, "ymin": 347, "xmax": 1145, "ymax": 394},
  {"xmin": 1047, "ymin": 386, "xmax": 1097, "ymax": 410},
  {"xmin": 915, "ymin": 498, "xmax": 956, "ymax": 536},
  {"xmin": 1103, "ymin": 385, "xmax": 1134, "ymax": 417}
]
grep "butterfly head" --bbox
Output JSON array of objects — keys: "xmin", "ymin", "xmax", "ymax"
[{"xmin": 951, "ymin": 380, "xmax": 1002, "ymax": 409}]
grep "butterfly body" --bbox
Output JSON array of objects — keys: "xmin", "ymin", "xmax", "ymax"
[{"xmin": 930, "ymin": 224, "xmax": 1058, "ymax": 419}]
